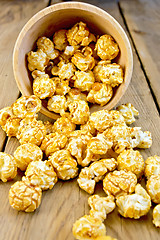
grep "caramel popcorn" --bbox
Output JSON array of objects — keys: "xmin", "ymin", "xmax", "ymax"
[
  {"xmin": 153, "ymin": 204, "xmax": 160, "ymax": 228},
  {"xmin": 53, "ymin": 29, "xmax": 68, "ymax": 51},
  {"xmin": 52, "ymin": 61, "xmax": 76, "ymax": 80},
  {"xmin": 49, "ymin": 149, "xmax": 78, "ymax": 180},
  {"xmin": 80, "ymin": 120, "xmax": 97, "ymax": 136},
  {"xmin": 12, "ymin": 95, "xmax": 41, "ymax": 118},
  {"xmin": 72, "ymin": 215, "xmax": 106, "ymax": 240},
  {"xmin": 131, "ymin": 127, "xmax": 152, "ymax": 149},
  {"xmin": 44, "ymin": 121, "xmax": 53, "ymax": 135},
  {"xmin": 93, "ymin": 60, "xmax": 111, "ymax": 82},
  {"xmin": 88, "ymin": 195, "xmax": 115, "ymax": 221},
  {"xmin": 87, "ymin": 83, "xmax": 113, "ymax": 106},
  {"xmin": 144, "ymin": 155, "xmax": 160, "ymax": 179},
  {"xmin": 78, "ymin": 158, "xmax": 117, "ymax": 194},
  {"xmin": 27, "ymin": 49, "xmax": 49, "ymax": 71},
  {"xmin": 52, "ymin": 116, "xmax": 76, "ymax": 135},
  {"xmin": 81, "ymin": 32, "xmax": 96, "ymax": 46},
  {"xmin": 47, "ymin": 95, "xmax": 67, "ymax": 116},
  {"xmin": 33, "ymin": 76, "xmax": 56, "ymax": 99},
  {"xmin": 64, "ymin": 45, "xmax": 79, "ymax": 56},
  {"xmin": 68, "ymin": 100, "xmax": 90, "ymax": 125},
  {"xmin": 146, "ymin": 175, "xmax": 160, "ymax": 203},
  {"xmin": 25, "ymin": 160, "xmax": 57, "ymax": 190},
  {"xmin": 32, "ymin": 70, "xmax": 49, "ymax": 79},
  {"xmin": 66, "ymin": 88, "xmax": 87, "ymax": 103},
  {"xmin": 0, "ymin": 106, "xmax": 13, "ymax": 127},
  {"xmin": 0, "ymin": 152, "xmax": 17, "ymax": 182},
  {"xmin": 94, "ymin": 236, "xmax": 117, "ymax": 240},
  {"xmin": 3, "ymin": 116, "xmax": 21, "ymax": 137},
  {"xmin": 9, "ymin": 178, "xmax": 42, "ymax": 212},
  {"xmin": 95, "ymin": 35, "xmax": 119, "ymax": 60},
  {"xmin": 73, "ymin": 70, "xmax": 95, "ymax": 91},
  {"xmin": 71, "ymin": 47, "xmax": 95, "ymax": 71},
  {"xmin": 103, "ymin": 170, "xmax": 137, "ymax": 198},
  {"xmin": 116, "ymin": 184, "xmax": 151, "ymax": 219},
  {"xmin": 37, "ymin": 37, "xmax": 59, "ymax": 60},
  {"xmin": 14, "ymin": 143, "xmax": 43, "ymax": 171},
  {"xmin": 117, "ymin": 149, "xmax": 144, "ymax": 178},
  {"xmin": 41, "ymin": 132, "xmax": 68, "ymax": 157},
  {"xmin": 117, "ymin": 103, "xmax": 139, "ymax": 125},
  {"xmin": 53, "ymin": 77, "xmax": 70, "ymax": 95}
]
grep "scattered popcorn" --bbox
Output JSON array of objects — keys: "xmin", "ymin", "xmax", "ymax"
[
  {"xmin": 3, "ymin": 116, "xmax": 21, "ymax": 137},
  {"xmin": 103, "ymin": 170, "xmax": 137, "ymax": 198},
  {"xmin": 116, "ymin": 184, "xmax": 151, "ymax": 219},
  {"xmin": 0, "ymin": 106, "xmax": 13, "ymax": 127},
  {"xmin": 144, "ymin": 155, "xmax": 160, "ymax": 179},
  {"xmin": 53, "ymin": 77, "xmax": 70, "ymax": 95},
  {"xmin": 14, "ymin": 143, "xmax": 43, "ymax": 171},
  {"xmin": 53, "ymin": 116, "xmax": 76, "ymax": 135},
  {"xmin": 117, "ymin": 103, "xmax": 139, "ymax": 125},
  {"xmin": 53, "ymin": 29, "xmax": 68, "ymax": 51},
  {"xmin": 44, "ymin": 121, "xmax": 53, "ymax": 135},
  {"xmin": 0, "ymin": 152, "xmax": 17, "ymax": 182},
  {"xmin": 146, "ymin": 175, "xmax": 160, "ymax": 203},
  {"xmin": 47, "ymin": 95, "xmax": 67, "ymax": 116},
  {"xmin": 9, "ymin": 177, "xmax": 42, "ymax": 212},
  {"xmin": 27, "ymin": 49, "xmax": 49, "ymax": 71},
  {"xmin": 73, "ymin": 70, "xmax": 95, "ymax": 91},
  {"xmin": 153, "ymin": 204, "xmax": 160, "ymax": 228},
  {"xmin": 25, "ymin": 160, "xmax": 57, "ymax": 190}
]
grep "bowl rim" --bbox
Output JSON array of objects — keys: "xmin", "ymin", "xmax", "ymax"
[{"xmin": 13, "ymin": 1, "xmax": 133, "ymax": 120}]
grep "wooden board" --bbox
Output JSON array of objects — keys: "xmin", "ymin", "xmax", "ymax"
[{"xmin": 0, "ymin": 0, "xmax": 160, "ymax": 240}]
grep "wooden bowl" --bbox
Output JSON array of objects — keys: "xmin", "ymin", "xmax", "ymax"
[{"xmin": 13, "ymin": 1, "xmax": 133, "ymax": 120}]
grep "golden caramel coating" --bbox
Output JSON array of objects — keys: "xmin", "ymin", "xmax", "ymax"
[
  {"xmin": 117, "ymin": 103, "xmax": 139, "ymax": 125},
  {"xmin": 153, "ymin": 204, "xmax": 160, "ymax": 228},
  {"xmin": 73, "ymin": 70, "xmax": 95, "ymax": 91},
  {"xmin": 95, "ymin": 236, "xmax": 117, "ymax": 240},
  {"xmin": 64, "ymin": 45, "xmax": 79, "ymax": 56},
  {"xmin": 67, "ymin": 21, "xmax": 90, "ymax": 46},
  {"xmin": 41, "ymin": 132, "xmax": 68, "ymax": 157},
  {"xmin": 37, "ymin": 37, "xmax": 59, "ymax": 60},
  {"xmin": 81, "ymin": 32, "xmax": 96, "ymax": 46},
  {"xmin": 116, "ymin": 184, "xmax": 151, "ymax": 219},
  {"xmin": 33, "ymin": 76, "xmax": 56, "ymax": 99},
  {"xmin": 32, "ymin": 70, "xmax": 49, "ymax": 79},
  {"xmin": 144, "ymin": 155, "xmax": 160, "ymax": 179},
  {"xmin": 53, "ymin": 117, "xmax": 76, "ymax": 135},
  {"xmin": 66, "ymin": 88, "xmax": 87, "ymax": 104},
  {"xmin": 77, "ymin": 158, "xmax": 117, "ymax": 194},
  {"xmin": 3, "ymin": 116, "xmax": 21, "ymax": 137},
  {"xmin": 44, "ymin": 121, "xmax": 53, "ymax": 135},
  {"xmin": 71, "ymin": 47, "xmax": 95, "ymax": 71},
  {"xmin": 17, "ymin": 117, "xmax": 46, "ymax": 146},
  {"xmin": 88, "ymin": 195, "xmax": 115, "ymax": 222},
  {"xmin": 72, "ymin": 215, "xmax": 106, "ymax": 240},
  {"xmin": 87, "ymin": 83, "xmax": 113, "ymax": 106},
  {"xmin": 49, "ymin": 149, "xmax": 78, "ymax": 180},
  {"xmin": 146, "ymin": 175, "xmax": 160, "ymax": 203},
  {"xmin": 25, "ymin": 160, "xmax": 57, "ymax": 190},
  {"xmin": 53, "ymin": 77, "xmax": 70, "ymax": 95},
  {"xmin": 12, "ymin": 95, "xmax": 41, "ymax": 118},
  {"xmin": 14, "ymin": 143, "xmax": 43, "ymax": 171},
  {"xmin": 27, "ymin": 49, "xmax": 49, "ymax": 71},
  {"xmin": 0, "ymin": 106, "xmax": 13, "ymax": 127},
  {"xmin": 131, "ymin": 127, "xmax": 152, "ymax": 149},
  {"xmin": 103, "ymin": 170, "xmax": 137, "ymax": 198},
  {"xmin": 95, "ymin": 35, "xmax": 119, "ymax": 60},
  {"xmin": 117, "ymin": 149, "xmax": 144, "ymax": 178},
  {"xmin": 93, "ymin": 60, "xmax": 111, "ymax": 82},
  {"xmin": 9, "ymin": 178, "xmax": 42, "ymax": 212},
  {"xmin": 52, "ymin": 61, "xmax": 76, "ymax": 80},
  {"xmin": 68, "ymin": 100, "xmax": 90, "ymax": 125},
  {"xmin": 53, "ymin": 29, "xmax": 68, "ymax": 51},
  {"xmin": 80, "ymin": 120, "xmax": 97, "ymax": 136},
  {"xmin": 47, "ymin": 95, "xmax": 67, "ymax": 116},
  {"xmin": 0, "ymin": 152, "xmax": 17, "ymax": 182}
]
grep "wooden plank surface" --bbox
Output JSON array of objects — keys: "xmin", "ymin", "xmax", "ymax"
[
  {"xmin": 0, "ymin": 0, "xmax": 160, "ymax": 240},
  {"xmin": 119, "ymin": 0, "xmax": 160, "ymax": 110}
]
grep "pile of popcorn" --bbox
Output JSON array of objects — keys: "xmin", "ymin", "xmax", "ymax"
[
  {"xmin": 0, "ymin": 93, "xmax": 160, "ymax": 239},
  {"xmin": 27, "ymin": 21, "xmax": 124, "ymax": 121}
]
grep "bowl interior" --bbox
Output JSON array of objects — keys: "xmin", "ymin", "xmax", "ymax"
[{"xmin": 13, "ymin": 3, "xmax": 132, "ymax": 119}]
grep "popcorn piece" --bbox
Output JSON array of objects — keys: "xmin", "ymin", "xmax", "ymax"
[
  {"xmin": 32, "ymin": 70, "xmax": 49, "ymax": 79},
  {"xmin": 3, "ymin": 116, "xmax": 21, "ymax": 137},
  {"xmin": 0, "ymin": 106, "xmax": 13, "ymax": 127},
  {"xmin": 117, "ymin": 149, "xmax": 144, "ymax": 178},
  {"xmin": 67, "ymin": 21, "xmax": 90, "ymax": 46},
  {"xmin": 153, "ymin": 204, "xmax": 160, "ymax": 228},
  {"xmin": 77, "ymin": 158, "xmax": 117, "ymax": 194},
  {"xmin": 53, "ymin": 77, "xmax": 70, "ymax": 95},
  {"xmin": 47, "ymin": 95, "xmax": 67, "ymax": 116},
  {"xmin": 68, "ymin": 100, "xmax": 90, "ymax": 125},
  {"xmin": 52, "ymin": 61, "xmax": 76, "ymax": 80},
  {"xmin": 95, "ymin": 35, "xmax": 119, "ymax": 60},
  {"xmin": 88, "ymin": 195, "xmax": 116, "ymax": 221},
  {"xmin": 14, "ymin": 143, "xmax": 43, "ymax": 171},
  {"xmin": 9, "ymin": 178, "xmax": 42, "ymax": 212},
  {"xmin": 37, "ymin": 37, "xmax": 59, "ymax": 60},
  {"xmin": 49, "ymin": 150, "xmax": 78, "ymax": 180},
  {"xmin": 53, "ymin": 116, "xmax": 76, "ymax": 135},
  {"xmin": 71, "ymin": 47, "xmax": 95, "ymax": 71},
  {"xmin": 131, "ymin": 128, "xmax": 152, "ymax": 149},
  {"xmin": 0, "ymin": 152, "xmax": 17, "ymax": 182},
  {"xmin": 17, "ymin": 117, "xmax": 46, "ymax": 146},
  {"xmin": 27, "ymin": 49, "xmax": 49, "ymax": 71},
  {"xmin": 103, "ymin": 170, "xmax": 137, "ymax": 198},
  {"xmin": 53, "ymin": 29, "xmax": 68, "ymax": 51},
  {"xmin": 44, "ymin": 121, "xmax": 53, "ymax": 135},
  {"xmin": 116, "ymin": 184, "xmax": 151, "ymax": 219},
  {"xmin": 80, "ymin": 120, "xmax": 97, "ymax": 136},
  {"xmin": 33, "ymin": 76, "xmax": 56, "ymax": 99},
  {"xmin": 41, "ymin": 132, "xmax": 68, "ymax": 157},
  {"xmin": 93, "ymin": 60, "xmax": 111, "ymax": 82},
  {"xmin": 144, "ymin": 155, "xmax": 160, "ymax": 179},
  {"xmin": 72, "ymin": 215, "xmax": 106, "ymax": 240},
  {"xmin": 81, "ymin": 33, "xmax": 96, "ymax": 46},
  {"xmin": 146, "ymin": 175, "xmax": 160, "ymax": 203},
  {"xmin": 66, "ymin": 88, "xmax": 87, "ymax": 103},
  {"xmin": 73, "ymin": 70, "xmax": 95, "ymax": 92},
  {"xmin": 25, "ymin": 161, "xmax": 57, "ymax": 190},
  {"xmin": 117, "ymin": 103, "xmax": 139, "ymax": 125},
  {"xmin": 94, "ymin": 236, "xmax": 117, "ymax": 240},
  {"xmin": 64, "ymin": 45, "xmax": 79, "ymax": 56},
  {"xmin": 12, "ymin": 95, "xmax": 41, "ymax": 118},
  {"xmin": 87, "ymin": 83, "xmax": 113, "ymax": 106}
]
